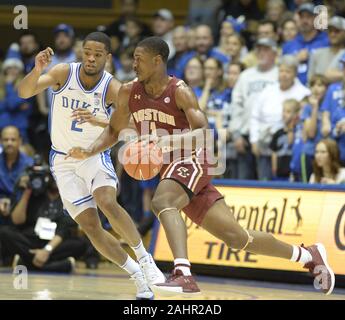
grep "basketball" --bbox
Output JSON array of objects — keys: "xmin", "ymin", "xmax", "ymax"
[{"xmin": 122, "ymin": 140, "xmax": 163, "ymax": 180}]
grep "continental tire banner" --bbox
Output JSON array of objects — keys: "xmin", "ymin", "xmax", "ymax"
[{"xmin": 152, "ymin": 185, "xmax": 345, "ymax": 275}]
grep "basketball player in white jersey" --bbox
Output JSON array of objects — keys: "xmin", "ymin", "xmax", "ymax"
[{"xmin": 18, "ymin": 32, "xmax": 165, "ymax": 300}]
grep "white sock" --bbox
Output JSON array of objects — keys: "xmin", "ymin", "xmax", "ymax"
[
  {"xmin": 120, "ymin": 255, "xmax": 141, "ymax": 275},
  {"xmin": 131, "ymin": 241, "xmax": 149, "ymax": 261},
  {"xmin": 290, "ymin": 245, "xmax": 312, "ymax": 264},
  {"xmin": 174, "ymin": 258, "xmax": 191, "ymax": 276}
]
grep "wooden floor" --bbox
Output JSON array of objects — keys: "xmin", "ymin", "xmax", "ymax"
[{"xmin": 1, "ymin": 264, "xmax": 345, "ymax": 300}]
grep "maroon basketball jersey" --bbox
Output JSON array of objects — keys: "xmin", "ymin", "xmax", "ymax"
[
  {"xmin": 128, "ymin": 78, "xmax": 221, "ymax": 221},
  {"xmin": 128, "ymin": 76, "xmax": 190, "ymax": 136}
]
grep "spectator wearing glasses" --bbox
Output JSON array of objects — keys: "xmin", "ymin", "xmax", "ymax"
[
  {"xmin": 308, "ymin": 16, "xmax": 345, "ymax": 84},
  {"xmin": 282, "ymin": 3, "xmax": 329, "ymax": 85},
  {"xmin": 242, "ymin": 19, "xmax": 279, "ymax": 68}
]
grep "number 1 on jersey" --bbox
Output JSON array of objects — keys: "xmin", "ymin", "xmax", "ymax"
[{"xmin": 71, "ymin": 120, "xmax": 83, "ymax": 132}]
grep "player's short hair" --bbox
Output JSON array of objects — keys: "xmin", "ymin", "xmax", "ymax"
[
  {"xmin": 137, "ymin": 36, "xmax": 170, "ymax": 63},
  {"xmin": 83, "ymin": 32, "xmax": 111, "ymax": 53}
]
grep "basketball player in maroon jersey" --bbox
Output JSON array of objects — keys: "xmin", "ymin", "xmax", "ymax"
[{"xmin": 68, "ymin": 37, "xmax": 335, "ymax": 295}]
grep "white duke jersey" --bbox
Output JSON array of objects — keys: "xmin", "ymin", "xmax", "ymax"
[{"xmin": 49, "ymin": 62, "xmax": 113, "ymax": 154}]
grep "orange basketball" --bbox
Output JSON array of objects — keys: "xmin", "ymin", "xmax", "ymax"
[{"xmin": 122, "ymin": 140, "xmax": 163, "ymax": 180}]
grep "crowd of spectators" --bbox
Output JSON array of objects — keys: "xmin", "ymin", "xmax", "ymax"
[{"xmin": 1, "ymin": 0, "xmax": 345, "ymax": 271}]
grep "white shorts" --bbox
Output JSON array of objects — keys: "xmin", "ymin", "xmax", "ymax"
[{"xmin": 49, "ymin": 148, "xmax": 118, "ymax": 219}]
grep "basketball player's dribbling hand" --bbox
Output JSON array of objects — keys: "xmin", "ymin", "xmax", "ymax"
[
  {"xmin": 35, "ymin": 47, "xmax": 54, "ymax": 72},
  {"xmin": 65, "ymin": 147, "xmax": 92, "ymax": 160}
]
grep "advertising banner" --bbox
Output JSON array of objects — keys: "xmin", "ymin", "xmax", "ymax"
[{"xmin": 153, "ymin": 184, "xmax": 345, "ymax": 275}]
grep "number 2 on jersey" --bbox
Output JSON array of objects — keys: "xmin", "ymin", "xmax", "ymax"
[{"xmin": 71, "ymin": 120, "xmax": 83, "ymax": 132}]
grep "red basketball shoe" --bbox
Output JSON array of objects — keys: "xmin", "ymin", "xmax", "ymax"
[
  {"xmin": 152, "ymin": 269, "xmax": 201, "ymax": 295},
  {"xmin": 302, "ymin": 243, "xmax": 335, "ymax": 295}
]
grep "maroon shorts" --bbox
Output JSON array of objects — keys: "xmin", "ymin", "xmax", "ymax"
[{"xmin": 160, "ymin": 149, "xmax": 223, "ymax": 225}]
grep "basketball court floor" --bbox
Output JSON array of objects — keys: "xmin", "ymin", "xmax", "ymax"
[{"xmin": 1, "ymin": 263, "xmax": 345, "ymax": 300}]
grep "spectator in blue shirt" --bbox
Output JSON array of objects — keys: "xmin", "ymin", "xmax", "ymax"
[
  {"xmin": 321, "ymin": 81, "xmax": 344, "ymax": 128},
  {"xmin": 289, "ymin": 89, "xmax": 314, "ymax": 183},
  {"xmin": 320, "ymin": 55, "xmax": 345, "ymax": 163},
  {"xmin": 270, "ymin": 99, "xmax": 300, "ymax": 180},
  {"xmin": 307, "ymin": 16, "xmax": 345, "ymax": 84},
  {"xmin": 300, "ymin": 74, "xmax": 329, "ymax": 180},
  {"xmin": 331, "ymin": 106, "xmax": 345, "ymax": 165},
  {"xmin": 0, "ymin": 126, "xmax": 33, "ymax": 223},
  {"xmin": 282, "ymin": 3, "xmax": 329, "ymax": 85},
  {"xmin": 320, "ymin": 57, "xmax": 345, "ymax": 131},
  {"xmin": 6, "ymin": 32, "xmax": 40, "ymax": 75},
  {"xmin": 40, "ymin": 24, "xmax": 77, "ymax": 112},
  {"xmin": 225, "ymin": 61, "xmax": 245, "ymax": 103},
  {"xmin": 198, "ymin": 57, "xmax": 232, "ymax": 172},
  {"xmin": 0, "ymin": 58, "xmax": 33, "ymax": 142},
  {"xmin": 183, "ymin": 56, "xmax": 204, "ymax": 99},
  {"xmin": 199, "ymin": 57, "xmax": 232, "ymax": 129},
  {"xmin": 174, "ymin": 24, "xmax": 230, "ymax": 78},
  {"xmin": 226, "ymin": 33, "xmax": 247, "ymax": 64},
  {"xmin": 281, "ymin": 18, "xmax": 298, "ymax": 44},
  {"xmin": 50, "ymin": 24, "xmax": 77, "ymax": 69}
]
